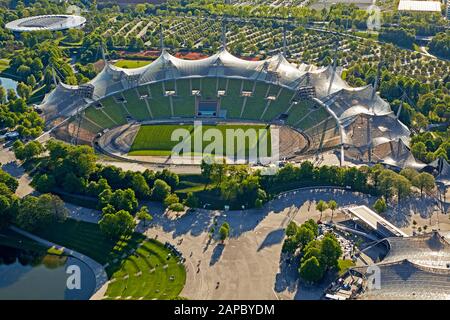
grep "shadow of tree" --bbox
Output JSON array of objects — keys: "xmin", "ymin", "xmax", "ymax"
[
  {"xmin": 257, "ymin": 229, "xmax": 285, "ymax": 252},
  {"xmin": 209, "ymin": 243, "xmax": 224, "ymax": 266}
]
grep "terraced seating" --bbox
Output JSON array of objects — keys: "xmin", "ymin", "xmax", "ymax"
[
  {"xmin": 84, "ymin": 96, "xmax": 128, "ymax": 129},
  {"xmin": 164, "ymin": 80, "xmax": 176, "ymax": 91},
  {"xmin": 170, "ymin": 79, "xmax": 195, "ymax": 117},
  {"xmin": 242, "ymin": 79, "xmax": 254, "ymax": 92},
  {"xmin": 217, "ymin": 77, "xmax": 227, "ymax": 91},
  {"xmin": 147, "ymin": 82, "xmax": 172, "ymax": 119},
  {"xmin": 190, "ymin": 78, "xmax": 201, "ymax": 91},
  {"xmin": 286, "ymin": 101, "xmax": 314, "ymax": 126},
  {"xmin": 137, "ymin": 85, "xmax": 150, "ymax": 97},
  {"xmin": 220, "ymin": 79, "xmax": 245, "ymax": 119},
  {"xmin": 261, "ymin": 87, "xmax": 295, "ymax": 121},
  {"xmin": 122, "ymin": 90, "xmax": 152, "ymax": 121},
  {"xmin": 201, "ymin": 78, "xmax": 217, "ymax": 100},
  {"xmin": 79, "ymin": 115, "xmax": 103, "ymax": 133},
  {"xmin": 297, "ymin": 107, "xmax": 330, "ymax": 131},
  {"xmin": 241, "ymin": 82, "xmax": 269, "ymax": 120}
]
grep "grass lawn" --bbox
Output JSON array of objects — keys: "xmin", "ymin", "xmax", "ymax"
[
  {"xmin": 338, "ymin": 259, "xmax": 355, "ymax": 276},
  {"xmin": 30, "ymin": 218, "xmax": 186, "ymax": 299},
  {"xmin": 129, "ymin": 123, "xmax": 272, "ymax": 158},
  {"xmin": 175, "ymin": 174, "xmax": 209, "ymax": 195},
  {"xmin": 0, "ymin": 228, "xmax": 47, "ymax": 253},
  {"xmin": 104, "ymin": 239, "xmax": 186, "ymax": 300},
  {"xmin": 32, "ymin": 218, "xmax": 145, "ymax": 273},
  {"xmin": 114, "ymin": 59, "xmax": 152, "ymax": 69}
]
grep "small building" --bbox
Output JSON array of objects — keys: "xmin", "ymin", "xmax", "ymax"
[{"xmin": 398, "ymin": 0, "xmax": 442, "ymax": 13}]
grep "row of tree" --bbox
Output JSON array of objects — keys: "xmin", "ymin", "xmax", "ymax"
[{"xmin": 283, "ymin": 219, "xmax": 343, "ymax": 283}]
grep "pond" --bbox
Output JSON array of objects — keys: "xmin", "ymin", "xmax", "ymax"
[
  {"xmin": 0, "ymin": 76, "xmax": 18, "ymax": 93},
  {"xmin": 0, "ymin": 245, "xmax": 96, "ymax": 300}
]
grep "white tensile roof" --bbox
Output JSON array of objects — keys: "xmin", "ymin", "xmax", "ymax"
[
  {"xmin": 39, "ymin": 48, "xmax": 416, "ymax": 168},
  {"xmin": 398, "ymin": 0, "xmax": 442, "ymax": 12},
  {"xmin": 5, "ymin": 15, "xmax": 86, "ymax": 32}
]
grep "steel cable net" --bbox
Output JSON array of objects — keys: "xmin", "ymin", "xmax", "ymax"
[
  {"xmin": 39, "ymin": 48, "xmax": 418, "ymax": 169},
  {"xmin": 354, "ymin": 232, "xmax": 450, "ymax": 300}
]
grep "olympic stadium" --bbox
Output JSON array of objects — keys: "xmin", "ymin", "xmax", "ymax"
[
  {"xmin": 38, "ymin": 43, "xmax": 417, "ymax": 168},
  {"xmin": 5, "ymin": 15, "xmax": 86, "ymax": 32},
  {"xmin": 349, "ymin": 231, "xmax": 450, "ymax": 300}
]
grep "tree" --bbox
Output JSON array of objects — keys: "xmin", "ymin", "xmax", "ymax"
[
  {"xmin": 99, "ymin": 210, "xmax": 136, "ymax": 239},
  {"xmin": 328, "ymin": 200, "xmax": 338, "ymax": 221},
  {"xmin": 151, "ymin": 179, "xmax": 171, "ymax": 201},
  {"xmin": 184, "ymin": 192, "xmax": 200, "ymax": 208},
  {"xmin": 0, "ymin": 195, "xmax": 13, "ymax": 228},
  {"xmin": 13, "ymin": 140, "xmax": 44, "ymax": 161},
  {"xmin": 0, "ymin": 86, "xmax": 6, "ymax": 103},
  {"xmin": 15, "ymin": 194, "xmax": 68, "ymax": 231},
  {"xmin": 299, "ymin": 256, "xmax": 324, "ymax": 283},
  {"xmin": 316, "ymin": 200, "xmax": 328, "ymax": 221},
  {"xmin": 320, "ymin": 233, "xmax": 342, "ymax": 270},
  {"xmin": 219, "ymin": 222, "xmax": 230, "ymax": 241},
  {"xmin": 17, "ymin": 82, "xmax": 32, "ymax": 100},
  {"xmin": 100, "ymin": 188, "xmax": 138, "ymax": 214},
  {"xmin": 285, "ymin": 221, "xmax": 298, "ymax": 237},
  {"xmin": 128, "ymin": 173, "xmax": 150, "ymax": 199},
  {"xmin": 296, "ymin": 225, "xmax": 315, "ymax": 248},
  {"xmin": 303, "ymin": 219, "xmax": 319, "ymax": 237},
  {"xmin": 400, "ymin": 168, "xmax": 419, "ymax": 182},
  {"xmin": 136, "ymin": 206, "xmax": 152, "ymax": 227},
  {"xmin": 169, "ymin": 202, "xmax": 185, "ymax": 212},
  {"xmin": 33, "ymin": 173, "xmax": 56, "ymax": 193},
  {"xmin": 412, "ymin": 172, "xmax": 435, "ymax": 197},
  {"xmin": 374, "ymin": 197, "xmax": 387, "ymax": 214},
  {"xmin": 164, "ymin": 193, "xmax": 180, "ymax": 208}
]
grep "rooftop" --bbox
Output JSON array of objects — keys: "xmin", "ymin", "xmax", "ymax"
[
  {"xmin": 398, "ymin": 0, "xmax": 442, "ymax": 12},
  {"xmin": 5, "ymin": 15, "xmax": 86, "ymax": 32}
]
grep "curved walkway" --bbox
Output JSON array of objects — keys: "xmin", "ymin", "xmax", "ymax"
[
  {"xmin": 65, "ymin": 187, "xmax": 377, "ymax": 299},
  {"xmin": 58, "ymin": 186, "xmax": 448, "ymax": 299},
  {"xmin": 9, "ymin": 226, "xmax": 108, "ymax": 295}
]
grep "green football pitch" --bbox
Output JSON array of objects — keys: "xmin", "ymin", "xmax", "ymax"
[{"xmin": 128, "ymin": 124, "xmax": 272, "ymax": 158}]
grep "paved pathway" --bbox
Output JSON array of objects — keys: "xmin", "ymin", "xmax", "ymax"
[{"xmin": 66, "ymin": 187, "xmax": 377, "ymax": 299}]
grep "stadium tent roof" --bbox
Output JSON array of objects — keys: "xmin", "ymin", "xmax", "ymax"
[
  {"xmin": 5, "ymin": 15, "xmax": 86, "ymax": 32},
  {"xmin": 355, "ymin": 260, "xmax": 450, "ymax": 300},
  {"xmin": 39, "ymin": 48, "xmax": 417, "ymax": 168},
  {"xmin": 380, "ymin": 139, "xmax": 425, "ymax": 170},
  {"xmin": 353, "ymin": 232, "xmax": 450, "ymax": 300},
  {"xmin": 398, "ymin": 0, "xmax": 442, "ymax": 12},
  {"xmin": 38, "ymin": 82, "xmax": 87, "ymax": 122},
  {"xmin": 383, "ymin": 231, "xmax": 450, "ymax": 268},
  {"xmin": 427, "ymin": 157, "xmax": 450, "ymax": 187}
]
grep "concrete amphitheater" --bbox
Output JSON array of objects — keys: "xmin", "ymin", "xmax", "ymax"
[
  {"xmin": 38, "ymin": 42, "xmax": 415, "ymax": 169},
  {"xmin": 352, "ymin": 231, "xmax": 450, "ymax": 300}
]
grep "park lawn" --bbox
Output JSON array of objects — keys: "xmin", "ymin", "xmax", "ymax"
[
  {"xmin": 175, "ymin": 174, "xmax": 209, "ymax": 195},
  {"xmin": 105, "ymin": 239, "xmax": 186, "ymax": 300},
  {"xmin": 32, "ymin": 218, "xmax": 145, "ymax": 275},
  {"xmin": 129, "ymin": 124, "xmax": 272, "ymax": 157},
  {"xmin": 114, "ymin": 59, "xmax": 152, "ymax": 69},
  {"xmin": 338, "ymin": 259, "xmax": 355, "ymax": 276},
  {"xmin": 0, "ymin": 228, "xmax": 47, "ymax": 253}
]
